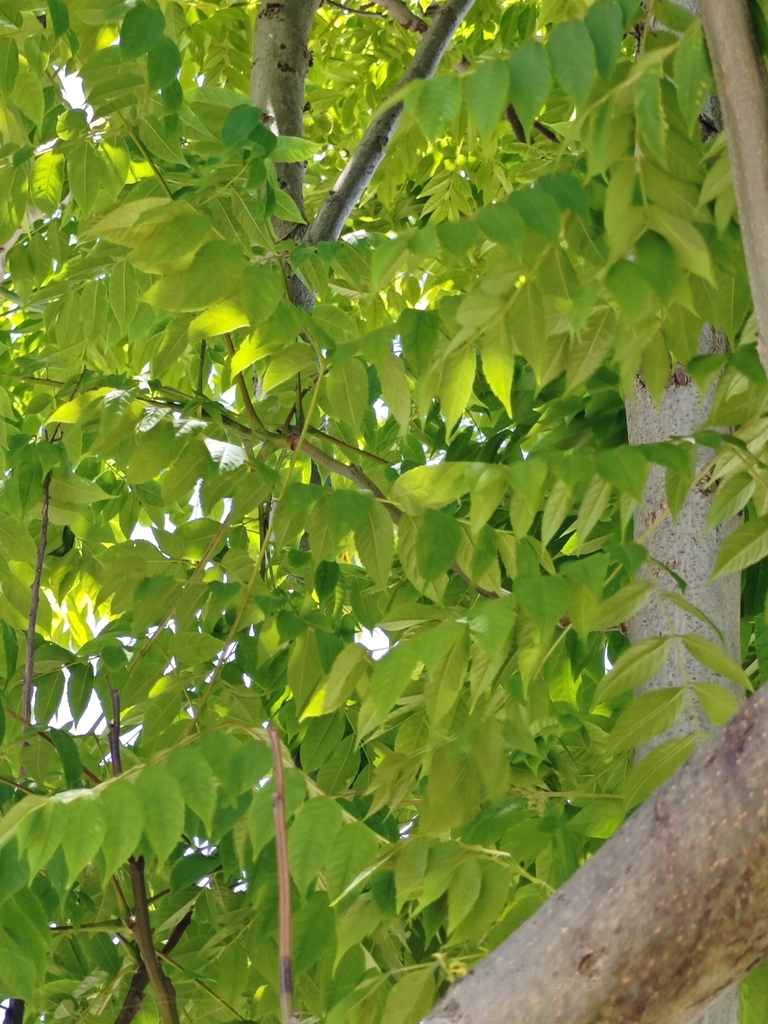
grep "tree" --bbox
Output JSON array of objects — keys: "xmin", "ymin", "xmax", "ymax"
[{"xmin": 0, "ymin": 1, "xmax": 767, "ymax": 1023}]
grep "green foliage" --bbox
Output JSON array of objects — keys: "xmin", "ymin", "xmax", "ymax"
[{"xmin": 0, "ymin": 0, "xmax": 765, "ymax": 1020}]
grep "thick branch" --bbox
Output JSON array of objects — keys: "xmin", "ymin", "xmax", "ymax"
[
  {"xmin": 427, "ymin": 685, "xmax": 768, "ymax": 1024},
  {"xmin": 127, "ymin": 858, "xmax": 181, "ymax": 1024},
  {"xmin": 376, "ymin": 0, "xmax": 427, "ymax": 32},
  {"xmin": 698, "ymin": 0, "xmax": 768, "ymax": 375},
  {"xmin": 307, "ymin": 0, "xmax": 477, "ymax": 244},
  {"xmin": 114, "ymin": 911, "xmax": 193, "ymax": 1024}
]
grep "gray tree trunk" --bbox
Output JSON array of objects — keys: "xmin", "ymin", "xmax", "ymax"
[{"xmin": 625, "ymin": 329, "xmax": 743, "ymax": 1024}]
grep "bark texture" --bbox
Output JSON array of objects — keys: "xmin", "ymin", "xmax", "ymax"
[
  {"xmin": 626, "ymin": 327, "xmax": 743, "ymax": 753},
  {"xmin": 426, "ymin": 683, "xmax": 768, "ymax": 1024},
  {"xmin": 626, "ymin": 331, "xmax": 743, "ymax": 1024},
  {"xmin": 250, "ymin": 0, "xmax": 322, "ymax": 221},
  {"xmin": 698, "ymin": 0, "xmax": 768, "ymax": 375}
]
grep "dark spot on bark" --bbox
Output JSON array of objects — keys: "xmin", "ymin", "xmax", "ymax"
[
  {"xmin": 727, "ymin": 717, "xmax": 754, "ymax": 757},
  {"xmin": 260, "ymin": 2, "xmax": 283, "ymax": 17},
  {"xmin": 279, "ymin": 42, "xmax": 285, "ymax": 48},
  {"xmin": 277, "ymin": 62, "xmax": 296, "ymax": 73},
  {"xmin": 578, "ymin": 952, "xmax": 596, "ymax": 974},
  {"xmin": 439, "ymin": 999, "xmax": 463, "ymax": 1022}
]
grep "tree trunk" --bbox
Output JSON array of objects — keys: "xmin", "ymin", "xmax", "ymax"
[
  {"xmin": 626, "ymin": 330, "xmax": 743, "ymax": 1024},
  {"xmin": 425, "ymin": 683, "xmax": 768, "ymax": 1024}
]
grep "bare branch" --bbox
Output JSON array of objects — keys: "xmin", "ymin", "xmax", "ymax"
[
  {"xmin": 268, "ymin": 725, "xmax": 297, "ymax": 1024},
  {"xmin": 307, "ymin": 0, "xmax": 477, "ymax": 244},
  {"xmin": 127, "ymin": 857, "xmax": 181, "ymax": 1024},
  {"xmin": 115, "ymin": 910, "xmax": 193, "ymax": 1024},
  {"xmin": 376, "ymin": 0, "xmax": 428, "ymax": 32}
]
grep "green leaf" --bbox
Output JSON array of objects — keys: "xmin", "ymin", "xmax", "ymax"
[
  {"xmin": 133, "ymin": 764, "xmax": 185, "ymax": 867},
  {"xmin": 302, "ymin": 643, "xmax": 367, "ymax": 718},
  {"xmin": 515, "ymin": 574, "xmax": 570, "ymax": 635},
  {"xmin": 592, "ymin": 580, "xmax": 653, "ymax": 631},
  {"xmin": 0, "ymin": 515, "xmax": 37, "ymax": 564},
  {"xmin": 507, "ymin": 41, "xmax": 551, "ymax": 139},
  {"xmin": 17, "ymin": 799, "xmax": 67, "ymax": 875},
  {"xmin": 680, "ymin": 633, "xmax": 749, "ymax": 688},
  {"xmin": 49, "ymin": 476, "xmax": 110, "ymax": 504},
  {"xmin": 624, "ymin": 735, "xmax": 695, "ymax": 808},
  {"xmin": 605, "ymin": 687, "xmax": 685, "ymax": 755},
  {"xmin": 49, "ymin": 729, "xmax": 81, "ymax": 788},
  {"xmin": 179, "ymin": 240, "xmax": 246, "ymax": 311},
  {"xmin": 713, "ymin": 515, "xmax": 768, "ymax": 578},
  {"xmin": 355, "ymin": 500, "xmax": 394, "ymax": 588},
  {"xmin": 99, "ymin": 780, "xmax": 144, "ymax": 878},
  {"xmin": 0, "ymin": 902, "xmax": 45, "ymax": 1002},
  {"xmin": 147, "ymin": 35, "xmax": 182, "ymax": 90},
  {"xmin": 417, "ymin": 75, "xmax": 461, "ymax": 139},
  {"xmin": 110, "ymin": 261, "xmax": 139, "ymax": 334},
  {"xmin": 707, "ymin": 473, "xmax": 756, "ymax": 532},
  {"xmin": 30, "ymin": 151, "xmax": 64, "ymax": 215},
  {"xmin": 383, "ymin": 965, "xmax": 435, "ymax": 1024},
  {"xmin": 595, "ymin": 636, "xmax": 670, "ymax": 703},
  {"xmin": 447, "ymin": 859, "xmax": 482, "ymax": 932},
  {"xmin": 0, "ymin": 38, "xmax": 19, "ymax": 96},
  {"xmin": 288, "ymin": 796, "xmax": 343, "ymax": 891},
  {"xmin": 585, "ymin": 0, "xmax": 624, "ymax": 81},
  {"xmin": 325, "ymin": 822, "xmax": 380, "ymax": 901},
  {"xmin": 67, "ymin": 142, "xmax": 104, "ymax": 214},
  {"xmin": 327, "ymin": 357, "xmax": 369, "ymax": 429},
  {"xmin": 635, "ymin": 61, "xmax": 668, "ymax": 167},
  {"xmin": 263, "ymin": 342, "xmax": 316, "ymax": 394},
  {"xmin": 476, "ymin": 200, "xmax": 524, "ymax": 253},
  {"xmin": 547, "ymin": 19, "xmax": 596, "ymax": 109},
  {"xmin": 674, "ymin": 24, "xmax": 714, "ymax": 135},
  {"xmin": 693, "ymin": 683, "xmax": 741, "ymax": 727},
  {"xmin": 168, "ymin": 745, "xmax": 217, "ymax": 831},
  {"xmin": 416, "ymin": 509, "xmax": 462, "ymax": 581},
  {"xmin": 465, "ymin": 61, "xmax": 509, "ymax": 141},
  {"xmin": 120, "ymin": 1, "xmax": 166, "ymax": 59},
  {"xmin": 595, "ymin": 445, "xmax": 648, "ymax": 503},
  {"xmin": 61, "ymin": 791, "xmax": 107, "ymax": 885}
]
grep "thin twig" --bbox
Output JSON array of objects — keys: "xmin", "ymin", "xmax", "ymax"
[
  {"xmin": 197, "ymin": 339, "xmax": 207, "ymax": 395},
  {"xmin": 268, "ymin": 725, "xmax": 297, "ymax": 1024},
  {"xmin": 127, "ymin": 857, "xmax": 181, "ymax": 1024},
  {"xmin": 22, "ymin": 471, "xmax": 52, "ymax": 727},
  {"xmin": 123, "ymin": 122, "xmax": 175, "ymax": 202},
  {"xmin": 325, "ymin": 0, "xmax": 385, "ymax": 16},
  {"xmin": 109, "ymin": 687, "xmax": 123, "ymax": 776},
  {"xmin": 223, "ymin": 332, "xmax": 269, "ymax": 435},
  {"xmin": 504, "ymin": 104, "xmax": 559, "ymax": 144},
  {"xmin": 0, "ymin": 774, "xmax": 39, "ymax": 795}
]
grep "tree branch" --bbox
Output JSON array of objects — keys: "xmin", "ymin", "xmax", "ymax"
[
  {"xmin": 114, "ymin": 910, "xmax": 193, "ymax": 1024},
  {"xmin": 3, "ymin": 1001, "xmax": 24, "ymax": 1024},
  {"xmin": 375, "ymin": 0, "xmax": 427, "ymax": 32},
  {"xmin": 427, "ymin": 682, "xmax": 768, "ymax": 1024},
  {"xmin": 505, "ymin": 103, "xmax": 559, "ymax": 144},
  {"xmin": 307, "ymin": 0, "xmax": 477, "ymax": 244},
  {"xmin": 127, "ymin": 857, "xmax": 181, "ymax": 1024},
  {"xmin": 268, "ymin": 725, "xmax": 297, "ymax": 1024},
  {"xmin": 22, "ymin": 471, "xmax": 52, "ymax": 727},
  {"xmin": 109, "ymin": 687, "xmax": 123, "ymax": 777},
  {"xmin": 697, "ymin": 0, "xmax": 768, "ymax": 376}
]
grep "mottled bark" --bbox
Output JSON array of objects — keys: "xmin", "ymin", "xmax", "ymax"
[
  {"xmin": 427, "ymin": 685, "xmax": 768, "ymax": 1024},
  {"xmin": 698, "ymin": 0, "xmax": 768, "ymax": 375}
]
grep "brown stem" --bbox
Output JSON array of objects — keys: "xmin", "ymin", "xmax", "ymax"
[
  {"xmin": 114, "ymin": 910, "xmax": 193, "ymax": 1024},
  {"xmin": 223, "ymin": 333, "xmax": 269, "ymax": 435},
  {"xmin": 268, "ymin": 725, "xmax": 296, "ymax": 1024},
  {"xmin": 109, "ymin": 687, "xmax": 123, "ymax": 776},
  {"xmin": 505, "ymin": 104, "xmax": 559, "ymax": 144},
  {"xmin": 22, "ymin": 471, "xmax": 52, "ymax": 728},
  {"xmin": 127, "ymin": 857, "xmax": 181, "ymax": 1024}
]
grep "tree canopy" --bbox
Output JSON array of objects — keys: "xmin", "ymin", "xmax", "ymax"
[{"xmin": 0, "ymin": 0, "xmax": 767, "ymax": 1021}]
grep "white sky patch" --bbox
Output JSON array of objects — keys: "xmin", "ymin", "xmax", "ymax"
[
  {"xmin": 59, "ymin": 70, "xmax": 88, "ymax": 111},
  {"xmin": 358, "ymin": 626, "xmax": 390, "ymax": 661},
  {"xmin": 373, "ymin": 398, "xmax": 389, "ymax": 423}
]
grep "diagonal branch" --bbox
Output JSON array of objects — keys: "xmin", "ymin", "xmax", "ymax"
[
  {"xmin": 114, "ymin": 910, "xmax": 193, "ymax": 1024},
  {"xmin": 376, "ymin": 0, "xmax": 427, "ymax": 32},
  {"xmin": 306, "ymin": 0, "xmax": 477, "ymax": 244},
  {"xmin": 127, "ymin": 858, "xmax": 181, "ymax": 1024},
  {"xmin": 22, "ymin": 471, "xmax": 52, "ymax": 727}
]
